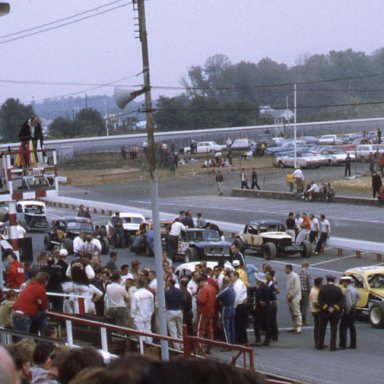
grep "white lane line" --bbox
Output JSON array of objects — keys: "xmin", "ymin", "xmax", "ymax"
[
  {"xmin": 310, "ymin": 254, "xmax": 359, "ymax": 266},
  {"xmin": 258, "ymin": 258, "xmax": 342, "ymax": 274}
]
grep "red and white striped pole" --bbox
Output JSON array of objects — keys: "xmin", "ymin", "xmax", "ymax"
[{"xmin": 8, "ymin": 201, "xmax": 19, "ymax": 257}]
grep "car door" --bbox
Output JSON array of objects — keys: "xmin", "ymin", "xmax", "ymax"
[
  {"xmin": 243, "ymin": 225, "xmax": 263, "ymax": 246},
  {"xmin": 349, "ymin": 273, "xmax": 369, "ymax": 308}
]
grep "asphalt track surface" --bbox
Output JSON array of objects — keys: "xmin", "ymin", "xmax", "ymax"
[{"xmin": 31, "ymin": 163, "xmax": 384, "ymax": 384}]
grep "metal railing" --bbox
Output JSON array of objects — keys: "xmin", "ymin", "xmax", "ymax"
[{"xmin": 47, "ymin": 310, "xmax": 255, "ymax": 371}]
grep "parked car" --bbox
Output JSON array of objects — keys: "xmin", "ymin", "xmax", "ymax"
[
  {"xmin": 184, "ymin": 141, "xmax": 226, "ymax": 154},
  {"xmin": 274, "ymin": 152, "xmax": 327, "ymax": 168},
  {"xmin": 340, "ymin": 266, "xmax": 384, "ymax": 327},
  {"xmin": 235, "ymin": 219, "xmax": 312, "ymax": 259},
  {"xmin": 316, "ymin": 149, "xmax": 356, "ymax": 166},
  {"xmin": 106, "ymin": 212, "xmax": 146, "ymax": 247},
  {"xmin": 44, "ymin": 216, "xmax": 95, "ymax": 254},
  {"xmin": 16, "ymin": 200, "xmax": 49, "ymax": 232},
  {"xmin": 350, "ymin": 144, "xmax": 384, "ymax": 161},
  {"xmin": 175, "ymin": 228, "xmax": 232, "ymax": 263},
  {"xmin": 318, "ymin": 134, "xmax": 343, "ymax": 145},
  {"xmin": 266, "ymin": 140, "xmax": 306, "ymax": 154},
  {"xmin": 340, "ymin": 133, "xmax": 362, "ymax": 144},
  {"xmin": 231, "ymin": 138, "xmax": 257, "ymax": 152}
]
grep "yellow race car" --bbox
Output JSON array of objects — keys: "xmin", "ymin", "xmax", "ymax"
[{"xmin": 342, "ymin": 266, "xmax": 384, "ymax": 328}]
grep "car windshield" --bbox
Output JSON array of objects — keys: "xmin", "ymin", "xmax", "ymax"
[
  {"xmin": 367, "ymin": 274, "xmax": 384, "ymax": 289},
  {"xmin": 203, "ymin": 230, "xmax": 221, "ymax": 241},
  {"xmin": 259, "ymin": 224, "xmax": 285, "ymax": 232},
  {"xmin": 66, "ymin": 221, "xmax": 94, "ymax": 233},
  {"xmin": 123, "ymin": 217, "xmax": 144, "ymax": 224},
  {"xmin": 24, "ymin": 205, "xmax": 45, "ymax": 214}
]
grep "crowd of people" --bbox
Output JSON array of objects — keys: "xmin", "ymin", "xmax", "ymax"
[{"xmin": 0, "ymin": 343, "xmax": 266, "ymax": 384}]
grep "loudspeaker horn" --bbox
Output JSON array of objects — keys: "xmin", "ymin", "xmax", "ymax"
[
  {"xmin": 113, "ymin": 86, "xmax": 148, "ymax": 109},
  {"xmin": 0, "ymin": 3, "xmax": 10, "ymax": 16}
]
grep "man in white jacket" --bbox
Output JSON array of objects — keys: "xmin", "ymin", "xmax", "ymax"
[
  {"xmin": 285, "ymin": 264, "xmax": 302, "ymax": 334},
  {"xmin": 131, "ymin": 278, "xmax": 154, "ymax": 343}
]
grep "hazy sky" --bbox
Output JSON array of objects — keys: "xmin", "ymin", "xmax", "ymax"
[{"xmin": 0, "ymin": 0, "xmax": 384, "ymax": 105}]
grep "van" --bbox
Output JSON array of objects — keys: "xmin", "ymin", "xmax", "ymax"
[{"xmin": 354, "ymin": 144, "xmax": 384, "ymax": 160}]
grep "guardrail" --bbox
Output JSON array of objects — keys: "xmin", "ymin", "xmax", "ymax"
[{"xmin": 327, "ymin": 237, "xmax": 384, "ymax": 261}]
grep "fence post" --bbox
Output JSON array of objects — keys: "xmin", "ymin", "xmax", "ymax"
[
  {"xmin": 182, "ymin": 324, "xmax": 191, "ymax": 359},
  {"xmin": 66, "ymin": 320, "xmax": 73, "ymax": 347},
  {"xmin": 100, "ymin": 327, "xmax": 108, "ymax": 352}
]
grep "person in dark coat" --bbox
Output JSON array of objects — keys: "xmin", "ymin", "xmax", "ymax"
[
  {"xmin": 17, "ymin": 115, "xmax": 44, "ymax": 167},
  {"xmin": 317, "ymin": 275, "xmax": 344, "ymax": 351},
  {"xmin": 372, "ymin": 173, "xmax": 383, "ymax": 198}
]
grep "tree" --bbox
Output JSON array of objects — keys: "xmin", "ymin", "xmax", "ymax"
[
  {"xmin": 49, "ymin": 117, "xmax": 77, "ymax": 138},
  {"xmin": 0, "ymin": 98, "xmax": 34, "ymax": 143},
  {"xmin": 74, "ymin": 108, "xmax": 105, "ymax": 137}
]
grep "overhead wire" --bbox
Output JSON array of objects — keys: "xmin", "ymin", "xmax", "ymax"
[{"xmin": 0, "ymin": 1, "xmax": 133, "ymax": 45}]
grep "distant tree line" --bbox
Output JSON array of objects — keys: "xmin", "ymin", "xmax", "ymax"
[
  {"xmin": 2, "ymin": 48, "xmax": 384, "ymax": 140},
  {"xmin": 153, "ymin": 49, "xmax": 384, "ymax": 130}
]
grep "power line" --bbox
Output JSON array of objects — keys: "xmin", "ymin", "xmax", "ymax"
[
  {"xmin": 0, "ymin": 1, "xmax": 132, "ymax": 45},
  {"xmin": 0, "ymin": 0, "xmax": 128, "ymax": 40}
]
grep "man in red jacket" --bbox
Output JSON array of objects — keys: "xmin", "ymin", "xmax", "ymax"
[
  {"xmin": 195, "ymin": 274, "xmax": 217, "ymax": 353},
  {"xmin": 12, "ymin": 271, "xmax": 50, "ymax": 336},
  {"xmin": 3, "ymin": 251, "xmax": 26, "ymax": 289}
]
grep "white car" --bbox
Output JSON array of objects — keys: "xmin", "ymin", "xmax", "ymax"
[
  {"xmin": 318, "ymin": 134, "xmax": 343, "ymax": 145},
  {"xmin": 184, "ymin": 141, "xmax": 226, "ymax": 154},
  {"xmin": 275, "ymin": 152, "xmax": 327, "ymax": 168},
  {"xmin": 317, "ymin": 149, "xmax": 356, "ymax": 166},
  {"xmin": 107, "ymin": 212, "xmax": 146, "ymax": 238}
]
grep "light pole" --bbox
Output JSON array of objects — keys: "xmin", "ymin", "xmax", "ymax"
[
  {"xmin": 115, "ymin": 0, "xmax": 169, "ymax": 360},
  {"xmin": 0, "ymin": 2, "xmax": 10, "ymax": 290}
]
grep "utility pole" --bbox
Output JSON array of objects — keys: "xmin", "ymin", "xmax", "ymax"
[{"xmin": 136, "ymin": 0, "xmax": 169, "ymax": 360}]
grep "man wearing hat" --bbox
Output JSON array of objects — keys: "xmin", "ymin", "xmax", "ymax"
[
  {"xmin": 252, "ymin": 272, "xmax": 273, "ymax": 346},
  {"xmin": 317, "ymin": 275, "xmax": 344, "ymax": 351},
  {"xmin": 339, "ymin": 276, "xmax": 360, "ymax": 349}
]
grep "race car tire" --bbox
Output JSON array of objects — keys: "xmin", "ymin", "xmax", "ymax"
[
  {"xmin": 184, "ymin": 248, "xmax": 198, "ymax": 263},
  {"xmin": 301, "ymin": 240, "xmax": 313, "ymax": 258},
  {"xmin": 369, "ymin": 303, "xmax": 384, "ymax": 328},
  {"xmin": 263, "ymin": 242, "xmax": 277, "ymax": 260}
]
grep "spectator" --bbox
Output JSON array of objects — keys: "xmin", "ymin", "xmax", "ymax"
[
  {"xmin": 293, "ymin": 167, "xmax": 304, "ymax": 193},
  {"xmin": 239, "ymin": 168, "xmax": 249, "ymax": 189},
  {"xmin": 299, "ymin": 262, "xmax": 312, "ymax": 326},
  {"xmin": 216, "ymin": 276, "xmax": 236, "ymax": 345},
  {"xmin": 231, "ymin": 271, "xmax": 248, "ymax": 346},
  {"xmin": 372, "ymin": 172, "xmax": 382, "ymax": 198},
  {"xmin": 0, "ymin": 345, "xmax": 19, "ymax": 384},
  {"xmin": 111, "ymin": 212, "xmax": 124, "ymax": 248},
  {"xmin": 77, "ymin": 204, "xmax": 91, "ymax": 219},
  {"xmin": 286, "ymin": 170, "xmax": 294, "ymax": 192},
  {"xmin": 57, "ymin": 347, "xmax": 104, "ymax": 384},
  {"xmin": 105, "ymin": 252, "xmax": 118, "ymax": 274},
  {"xmin": 105, "ymin": 271, "xmax": 129, "ymax": 327},
  {"xmin": 195, "ymin": 274, "xmax": 217, "ymax": 353},
  {"xmin": 165, "ymin": 278, "xmax": 184, "ymax": 350},
  {"xmin": 0, "ymin": 290, "xmax": 17, "ymax": 329},
  {"xmin": 30, "ymin": 342, "xmax": 57, "ymax": 384},
  {"xmin": 131, "ymin": 278, "xmax": 154, "ymax": 343},
  {"xmin": 215, "ymin": 170, "xmax": 224, "ymax": 196},
  {"xmin": 285, "ymin": 264, "xmax": 302, "ymax": 334},
  {"xmin": 12, "ymin": 271, "xmax": 50, "ymax": 336},
  {"xmin": 4, "ymin": 251, "xmax": 26, "ymax": 289}
]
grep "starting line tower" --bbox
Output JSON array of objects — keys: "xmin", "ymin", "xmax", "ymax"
[{"xmin": 1, "ymin": 148, "xmax": 59, "ymax": 252}]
